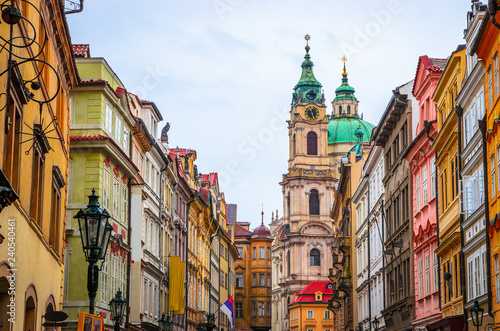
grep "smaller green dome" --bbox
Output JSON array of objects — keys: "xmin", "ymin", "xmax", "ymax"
[
  {"xmin": 328, "ymin": 117, "xmax": 374, "ymax": 145},
  {"xmin": 334, "ymin": 65, "xmax": 357, "ymax": 101}
]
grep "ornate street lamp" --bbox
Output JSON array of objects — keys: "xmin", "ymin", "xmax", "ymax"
[
  {"xmin": 470, "ymin": 299, "xmax": 484, "ymax": 331},
  {"xmin": 328, "ymin": 268, "xmax": 335, "ymax": 282},
  {"xmin": 196, "ymin": 323, "xmax": 206, "ymax": 331},
  {"xmin": 371, "ymin": 317, "xmax": 379, "ymax": 330},
  {"xmin": 159, "ymin": 313, "xmax": 174, "ymax": 331},
  {"xmin": 74, "ymin": 188, "xmax": 113, "ymax": 314},
  {"xmin": 110, "ymin": 290, "xmax": 127, "ymax": 331}
]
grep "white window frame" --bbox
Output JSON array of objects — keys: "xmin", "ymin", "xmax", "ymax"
[
  {"xmin": 425, "ymin": 254, "xmax": 430, "ymax": 295},
  {"xmin": 418, "ymin": 259, "xmax": 423, "ymax": 298},
  {"xmin": 103, "ymin": 167, "xmax": 111, "ymax": 210},
  {"xmin": 434, "ymin": 251, "xmax": 439, "ymax": 293},
  {"xmin": 237, "ymin": 247, "xmax": 243, "ymax": 258},
  {"xmin": 422, "ymin": 166, "xmax": 428, "ymax": 205},
  {"xmin": 259, "ymin": 247, "xmax": 265, "ymax": 259},
  {"xmin": 113, "ymin": 175, "xmax": 120, "ymax": 217},
  {"xmin": 431, "ymin": 158, "xmax": 436, "ymax": 199},
  {"xmin": 105, "ymin": 103, "xmax": 113, "ymax": 133},
  {"xmin": 325, "ymin": 310, "xmax": 331, "ymax": 319},
  {"xmin": 467, "ymin": 244, "xmax": 488, "ymax": 300},
  {"xmin": 307, "ymin": 310, "xmax": 313, "ymax": 319},
  {"xmin": 495, "ymin": 53, "xmax": 499, "ymax": 98},
  {"xmin": 115, "ymin": 115, "xmax": 122, "ymax": 144},
  {"xmin": 497, "ymin": 146, "xmax": 500, "ymax": 193},
  {"xmin": 492, "ymin": 154, "xmax": 496, "ymax": 196},
  {"xmin": 489, "ymin": 65, "xmax": 493, "ymax": 109},
  {"xmin": 416, "ymin": 175, "xmax": 421, "ymax": 211},
  {"xmin": 100, "ymin": 257, "xmax": 108, "ymax": 303}
]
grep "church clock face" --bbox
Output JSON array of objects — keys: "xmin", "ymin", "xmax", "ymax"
[{"xmin": 305, "ymin": 106, "xmax": 319, "ymax": 120}]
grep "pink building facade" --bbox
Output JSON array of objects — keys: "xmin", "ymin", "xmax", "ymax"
[{"xmin": 406, "ymin": 56, "xmax": 445, "ymax": 329}]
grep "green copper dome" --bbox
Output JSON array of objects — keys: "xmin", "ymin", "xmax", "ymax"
[
  {"xmin": 334, "ymin": 66, "xmax": 357, "ymax": 101},
  {"xmin": 328, "ymin": 117, "xmax": 374, "ymax": 144},
  {"xmin": 292, "ymin": 46, "xmax": 322, "ymax": 105}
]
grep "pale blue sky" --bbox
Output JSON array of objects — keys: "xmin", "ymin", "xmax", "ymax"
[{"xmin": 67, "ymin": 0, "xmax": 472, "ymax": 230}]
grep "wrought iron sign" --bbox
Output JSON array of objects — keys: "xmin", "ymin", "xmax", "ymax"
[{"xmin": 0, "ymin": 0, "xmax": 61, "ymax": 155}]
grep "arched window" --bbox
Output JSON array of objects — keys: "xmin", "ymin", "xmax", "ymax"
[
  {"xmin": 287, "ymin": 251, "xmax": 291, "ymax": 276},
  {"xmin": 339, "ymin": 105, "xmax": 342, "ymax": 114},
  {"xmin": 309, "ymin": 189, "xmax": 320, "ymax": 215},
  {"xmin": 307, "ymin": 131, "xmax": 317, "ymax": 155},
  {"xmin": 292, "ymin": 134, "xmax": 296, "ymax": 156},
  {"xmin": 287, "ymin": 193, "xmax": 291, "ymax": 217},
  {"xmin": 310, "ymin": 248, "xmax": 320, "ymax": 266},
  {"xmin": 347, "ymin": 105, "xmax": 351, "ymax": 114}
]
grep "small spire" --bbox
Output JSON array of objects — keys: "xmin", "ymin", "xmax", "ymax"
[
  {"xmin": 341, "ymin": 55, "xmax": 348, "ymax": 77},
  {"xmin": 261, "ymin": 204, "xmax": 264, "ymax": 225},
  {"xmin": 305, "ymin": 34, "xmax": 311, "ymax": 53}
]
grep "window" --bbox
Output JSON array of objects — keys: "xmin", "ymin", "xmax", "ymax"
[
  {"xmin": 347, "ymin": 105, "xmax": 351, "ymax": 114},
  {"xmin": 418, "ymin": 259, "xmax": 423, "ymax": 298},
  {"xmin": 416, "ymin": 175, "xmax": 421, "ymax": 211},
  {"xmin": 292, "ymin": 133, "xmax": 296, "ymax": 156},
  {"xmin": 325, "ymin": 310, "xmax": 331, "ymax": 319},
  {"xmin": 115, "ymin": 116, "xmax": 122, "ymax": 144},
  {"xmin": 467, "ymin": 244, "xmax": 488, "ymax": 300},
  {"xmin": 123, "ymin": 126, "xmax": 129, "ymax": 151},
  {"xmin": 259, "ymin": 274, "xmax": 265, "ymax": 287},
  {"xmin": 235, "ymin": 302, "xmax": 243, "ymax": 318},
  {"xmin": 103, "ymin": 167, "xmax": 111, "ymax": 210},
  {"xmin": 307, "ymin": 131, "xmax": 317, "ymax": 155},
  {"xmin": 497, "ymin": 146, "xmax": 500, "ymax": 193},
  {"xmin": 307, "ymin": 310, "xmax": 313, "ymax": 319},
  {"xmin": 489, "ymin": 65, "xmax": 493, "ymax": 108},
  {"xmin": 496, "ymin": 255, "xmax": 500, "ymax": 303},
  {"xmin": 260, "ymin": 247, "xmax": 265, "ymax": 259},
  {"xmin": 105, "ymin": 103, "xmax": 113, "ymax": 132},
  {"xmin": 461, "ymin": 165, "xmax": 485, "ymax": 217},
  {"xmin": 4, "ymin": 99, "xmax": 22, "ymax": 194},
  {"xmin": 434, "ymin": 251, "xmax": 439, "ymax": 292},
  {"xmin": 258, "ymin": 302, "xmax": 265, "ymax": 317},
  {"xmin": 49, "ymin": 168, "xmax": 63, "ymax": 253},
  {"xmin": 425, "ymin": 254, "xmax": 430, "ymax": 295},
  {"xmin": 237, "ymin": 247, "xmax": 243, "ymax": 258},
  {"xmin": 121, "ymin": 184, "xmax": 127, "ymax": 223},
  {"xmin": 267, "ymin": 273, "xmax": 271, "ymax": 287},
  {"xmin": 422, "ymin": 167, "xmax": 428, "ymax": 205},
  {"xmin": 431, "ymin": 158, "xmax": 436, "ymax": 199},
  {"xmin": 253, "ymin": 247, "xmax": 257, "ymax": 259},
  {"xmin": 100, "ymin": 258, "xmax": 109, "ymax": 302},
  {"xmin": 267, "ymin": 247, "xmax": 271, "ymax": 259},
  {"xmin": 309, "ymin": 189, "xmax": 320, "ymax": 215},
  {"xmin": 310, "ymin": 248, "xmax": 320, "ymax": 266},
  {"xmin": 253, "ymin": 274, "xmax": 257, "ymax": 286},
  {"xmin": 495, "ymin": 53, "xmax": 499, "ymax": 98},
  {"xmin": 30, "ymin": 148, "xmax": 44, "ymax": 226},
  {"xmin": 492, "ymin": 154, "xmax": 497, "ymax": 197}
]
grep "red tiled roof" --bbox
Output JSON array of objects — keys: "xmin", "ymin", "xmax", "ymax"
[
  {"xmin": 70, "ymin": 134, "xmax": 108, "ymax": 141},
  {"xmin": 234, "ymin": 223, "xmax": 252, "ymax": 237},
  {"xmin": 289, "ymin": 281, "xmax": 334, "ymax": 305},
  {"xmin": 199, "ymin": 187, "xmax": 210, "ymax": 205},
  {"xmin": 72, "ymin": 44, "xmax": 90, "ymax": 58},
  {"xmin": 412, "ymin": 55, "xmax": 448, "ymax": 95},
  {"xmin": 201, "ymin": 173, "xmax": 218, "ymax": 187},
  {"xmin": 169, "ymin": 148, "xmax": 196, "ymax": 157}
]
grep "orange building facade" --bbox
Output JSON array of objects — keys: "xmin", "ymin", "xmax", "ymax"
[
  {"xmin": 289, "ymin": 281, "xmax": 334, "ymax": 331},
  {"xmin": 234, "ymin": 217, "xmax": 272, "ymax": 331}
]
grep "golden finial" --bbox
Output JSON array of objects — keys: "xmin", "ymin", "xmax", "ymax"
[
  {"xmin": 342, "ymin": 54, "xmax": 348, "ymax": 76},
  {"xmin": 305, "ymin": 34, "xmax": 311, "ymax": 52}
]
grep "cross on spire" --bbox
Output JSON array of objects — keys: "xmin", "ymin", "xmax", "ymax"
[
  {"xmin": 342, "ymin": 54, "xmax": 348, "ymax": 76},
  {"xmin": 305, "ymin": 34, "xmax": 310, "ymax": 45},
  {"xmin": 261, "ymin": 204, "xmax": 264, "ymax": 225}
]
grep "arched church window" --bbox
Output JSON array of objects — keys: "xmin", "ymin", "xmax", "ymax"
[
  {"xmin": 307, "ymin": 131, "xmax": 317, "ymax": 155},
  {"xmin": 310, "ymin": 248, "xmax": 320, "ymax": 266},
  {"xmin": 292, "ymin": 134, "xmax": 296, "ymax": 156},
  {"xmin": 347, "ymin": 105, "xmax": 351, "ymax": 114},
  {"xmin": 339, "ymin": 105, "xmax": 342, "ymax": 114},
  {"xmin": 309, "ymin": 189, "xmax": 320, "ymax": 215},
  {"xmin": 287, "ymin": 251, "xmax": 291, "ymax": 276}
]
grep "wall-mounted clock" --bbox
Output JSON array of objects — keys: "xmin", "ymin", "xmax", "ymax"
[{"xmin": 305, "ymin": 106, "xmax": 319, "ymax": 120}]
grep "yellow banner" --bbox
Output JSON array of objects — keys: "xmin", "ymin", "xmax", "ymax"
[
  {"xmin": 169, "ymin": 256, "xmax": 181, "ymax": 312},
  {"xmin": 174, "ymin": 261, "xmax": 186, "ymax": 314}
]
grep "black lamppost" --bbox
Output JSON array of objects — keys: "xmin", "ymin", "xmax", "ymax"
[
  {"xmin": 159, "ymin": 313, "xmax": 174, "ymax": 331},
  {"xmin": 110, "ymin": 290, "xmax": 127, "ymax": 331},
  {"xmin": 196, "ymin": 323, "xmax": 206, "ymax": 331},
  {"xmin": 371, "ymin": 317, "xmax": 379, "ymax": 330},
  {"xmin": 74, "ymin": 189, "xmax": 113, "ymax": 315},
  {"xmin": 470, "ymin": 299, "xmax": 484, "ymax": 331}
]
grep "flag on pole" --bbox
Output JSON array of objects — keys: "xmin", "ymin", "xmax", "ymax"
[{"xmin": 220, "ymin": 296, "xmax": 234, "ymax": 327}]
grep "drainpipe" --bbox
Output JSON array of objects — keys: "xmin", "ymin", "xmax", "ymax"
[
  {"xmin": 435, "ymin": 149, "xmax": 442, "ymax": 312},
  {"xmin": 479, "ymin": 117, "xmax": 494, "ymax": 317},
  {"xmin": 367, "ymin": 189, "xmax": 372, "ymax": 331},
  {"xmin": 126, "ymin": 177, "xmax": 133, "ymax": 328}
]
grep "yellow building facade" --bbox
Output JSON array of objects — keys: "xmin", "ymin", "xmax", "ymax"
[
  {"xmin": 289, "ymin": 281, "xmax": 334, "ymax": 331},
  {"xmin": 0, "ymin": 1, "xmax": 77, "ymax": 330},
  {"xmin": 432, "ymin": 47, "xmax": 467, "ymax": 324}
]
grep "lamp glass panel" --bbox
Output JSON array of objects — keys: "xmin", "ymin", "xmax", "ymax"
[
  {"xmin": 99, "ymin": 224, "xmax": 112, "ymax": 259},
  {"xmin": 78, "ymin": 217, "xmax": 88, "ymax": 248},
  {"xmin": 87, "ymin": 216, "xmax": 100, "ymax": 247}
]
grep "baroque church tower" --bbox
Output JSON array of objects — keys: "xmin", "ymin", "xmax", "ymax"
[{"xmin": 271, "ymin": 37, "xmax": 336, "ymax": 331}]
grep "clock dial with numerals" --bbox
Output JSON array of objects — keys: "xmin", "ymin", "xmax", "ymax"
[{"xmin": 305, "ymin": 106, "xmax": 319, "ymax": 120}]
